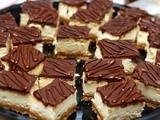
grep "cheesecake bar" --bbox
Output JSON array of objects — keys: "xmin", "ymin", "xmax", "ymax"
[
  {"xmin": 39, "ymin": 58, "xmax": 76, "ymax": 87},
  {"xmin": 133, "ymin": 61, "xmax": 160, "ymax": 108},
  {"xmin": 29, "ymin": 78, "xmax": 77, "ymax": 120},
  {"xmin": 9, "ymin": 26, "xmax": 43, "ymax": 52},
  {"xmin": 0, "ymin": 60, "xmax": 4, "ymax": 71},
  {"xmin": 59, "ymin": 0, "xmax": 87, "ymax": 23},
  {"xmin": 92, "ymin": 79, "xmax": 146, "ymax": 120},
  {"xmin": 21, "ymin": 1, "xmax": 58, "ymax": 43},
  {"xmin": 83, "ymin": 58, "xmax": 125, "ymax": 99},
  {"xmin": 0, "ymin": 71, "xmax": 38, "ymax": 114},
  {"xmin": 99, "ymin": 16, "xmax": 138, "ymax": 40},
  {"xmin": 1, "ymin": 44, "xmax": 46, "ymax": 76},
  {"xmin": 55, "ymin": 25, "xmax": 92, "ymax": 59},
  {"xmin": 70, "ymin": 0, "xmax": 113, "ymax": 38},
  {"xmin": 95, "ymin": 39, "xmax": 140, "ymax": 74}
]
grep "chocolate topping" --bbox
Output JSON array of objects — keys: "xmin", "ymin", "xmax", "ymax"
[
  {"xmin": 0, "ymin": 61, "xmax": 4, "ymax": 71},
  {"xmin": 133, "ymin": 61, "xmax": 160, "ymax": 88},
  {"xmin": 119, "ymin": 7, "xmax": 148, "ymax": 21},
  {"xmin": 57, "ymin": 25, "xmax": 90, "ymax": 39},
  {"xmin": 40, "ymin": 58, "xmax": 76, "ymax": 78},
  {"xmin": 0, "ymin": 71, "xmax": 37, "ymax": 93},
  {"xmin": 85, "ymin": 59, "xmax": 125, "ymax": 82},
  {"xmin": 29, "ymin": 9, "xmax": 58, "ymax": 27},
  {"xmin": 10, "ymin": 26, "xmax": 42, "ymax": 46},
  {"xmin": 0, "ymin": 32, "xmax": 9, "ymax": 47},
  {"xmin": 61, "ymin": 0, "xmax": 86, "ymax": 6},
  {"xmin": 100, "ymin": 17, "xmax": 137, "ymax": 36},
  {"xmin": 0, "ymin": 13, "xmax": 17, "ymax": 32},
  {"xmin": 98, "ymin": 39, "xmax": 140, "ymax": 59},
  {"xmin": 97, "ymin": 79, "xmax": 145, "ymax": 107},
  {"xmin": 33, "ymin": 78, "xmax": 75, "ymax": 107},
  {"xmin": 148, "ymin": 31, "xmax": 160, "ymax": 48},
  {"xmin": 2, "ymin": 44, "xmax": 46, "ymax": 72},
  {"xmin": 155, "ymin": 51, "xmax": 160, "ymax": 66},
  {"xmin": 22, "ymin": 1, "xmax": 53, "ymax": 14}
]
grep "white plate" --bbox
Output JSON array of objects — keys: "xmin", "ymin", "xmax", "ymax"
[{"xmin": 0, "ymin": 0, "xmax": 17, "ymax": 10}]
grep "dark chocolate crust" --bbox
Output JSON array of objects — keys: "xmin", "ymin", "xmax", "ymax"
[
  {"xmin": 10, "ymin": 26, "xmax": 42, "ymax": 46},
  {"xmin": 85, "ymin": 59, "xmax": 125, "ymax": 82},
  {"xmin": 2, "ymin": 44, "xmax": 46, "ymax": 72},
  {"xmin": 100, "ymin": 16, "xmax": 137, "ymax": 36},
  {"xmin": 0, "ymin": 71, "xmax": 37, "ymax": 93},
  {"xmin": 133, "ymin": 61, "xmax": 160, "ymax": 88},
  {"xmin": 40, "ymin": 58, "xmax": 76, "ymax": 78},
  {"xmin": 57, "ymin": 25, "xmax": 90, "ymax": 39},
  {"xmin": 33, "ymin": 78, "xmax": 75, "ymax": 107},
  {"xmin": 97, "ymin": 79, "xmax": 145, "ymax": 107},
  {"xmin": 98, "ymin": 39, "xmax": 140, "ymax": 59},
  {"xmin": 61, "ymin": 0, "xmax": 86, "ymax": 6}
]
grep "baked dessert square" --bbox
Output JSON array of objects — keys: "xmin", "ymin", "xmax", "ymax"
[
  {"xmin": 0, "ymin": 71, "xmax": 38, "ymax": 114},
  {"xmin": 99, "ymin": 16, "xmax": 138, "ymax": 40},
  {"xmin": 95, "ymin": 39, "xmax": 140, "ymax": 74},
  {"xmin": 59, "ymin": 0, "xmax": 87, "ymax": 24},
  {"xmin": 70, "ymin": 0, "xmax": 113, "ymax": 38},
  {"xmin": 9, "ymin": 26, "xmax": 43, "ymax": 52},
  {"xmin": 1, "ymin": 44, "xmax": 46, "ymax": 76},
  {"xmin": 92, "ymin": 79, "xmax": 146, "ymax": 120},
  {"xmin": 133, "ymin": 61, "xmax": 160, "ymax": 108},
  {"xmin": 55, "ymin": 25, "xmax": 92, "ymax": 59},
  {"xmin": 39, "ymin": 58, "xmax": 76, "ymax": 87},
  {"xmin": 20, "ymin": 1, "xmax": 59, "ymax": 44},
  {"xmin": 83, "ymin": 58, "xmax": 125, "ymax": 99},
  {"xmin": 29, "ymin": 78, "xmax": 77, "ymax": 120}
]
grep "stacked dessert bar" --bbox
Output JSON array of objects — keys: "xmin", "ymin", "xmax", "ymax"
[{"xmin": 0, "ymin": 0, "xmax": 160, "ymax": 120}]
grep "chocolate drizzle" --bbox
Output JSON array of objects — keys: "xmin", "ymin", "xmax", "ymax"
[
  {"xmin": 155, "ymin": 51, "xmax": 160, "ymax": 66},
  {"xmin": 148, "ymin": 31, "xmax": 160, "ymax": 48},
  {"xmin": 0, "ymin": 13, "xmax": 17, "ymax": 32},
  {"xmin": 97, "ymin": 79, "xmax": 145, "ymax": 107},
  {"xmin": 40, "ymin": 58, "xmax": 76, "ymax": 78},
  {"xmin": 57, "ymin": 25, "xmax": 90, "ymax": 39},
  {"xmin": 100, "ymin": 17, "xmax": 137, "ymax": 36},
  {"xmin": 133, "ymin": 61, "xmax": 160, "ymax": 88},
  {"xmin": 2, "ymin": 44, "xmax": 46, "ymax": 72},
  {"xmin": 33, "ymin": 78, "xmax": 75, "ymax": 106},
  {"xmin": 61, "ymin": 0, "xmax": 86, "ymax": 6},
  {"xmin": 85, "ymin": 59, "xmax": 125, "ymax": 82},
  {"xmin": 0, "ymin": 32, "xmax": 8, "ymax": 47},
  {"xmin": 98, "ymin": 39, "xmax": 140, "ymax": 59},
  {"xmin": 0, "ymin": 71, "xmax": 37, "ymax": 93},
  {"xmin": 10, "ymin": 26, "xmax": 42, "ymax": 46}
]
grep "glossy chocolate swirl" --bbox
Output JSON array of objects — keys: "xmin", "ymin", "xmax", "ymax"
[
  {"xmin": 98, "ymin": 39, "xmax": 140, "ymax": 59},
  {"xmin": 148, "ymin": 31, "xmax": 160, "ymax": 48},
  {"xmin": 97, "ymin": 79, "xmax": 145, "ymax": 107},
  {"xmin": 29, "ymin": 9, "xmax": 58, "ymax": 27},
  {"xmin": 57, "ymin": 25, "xmax": 90, "ymax": 39},
  {"xmin": 0, "ymin": 32, "xmax": 9, "ymax": 47},
  {"xmin": 10, "ymin": 26, "xmax": 42, "ymax": 46},
  {"xmin": 155, "ymin": 51, "xmax": 160, "ymax": 66},
  {"xmin": 2, "ymin": 44, "xmax": 46, "ymax": 72},
  {"xmin": 33, "ymin": 78, "xmax": 75, "ymax": 107},
  {"xmin": 0, "ymin": 13, "xmax": 17, "ymax": 32},
  {"xmin": 85, "ymin": 59, "xmax": 125, "ymax": 82},
  {"xmin": 61, "ymin": 0, "xmax": 86, "ymax": 6},
  {"xmin": 0, "ymin": 71, "xmax": 37, "ymax": 93},
  {"xmin": 133, "ymin": 61, "xmax": 160, "ymax": 88},
  {"xmin": 21, "ymin": 1, "xmax": 53, "ymax": 14},
  {"xmin": 119, "ymin": 7, "xmax": 148, "ymax": 21},
  {"xmin": 100, "ymin": 16, "xmax": 137, "ymax": 36},
  {"xmin": 40, "ymin": 58, "xmax": 76, "ymax": 78}
]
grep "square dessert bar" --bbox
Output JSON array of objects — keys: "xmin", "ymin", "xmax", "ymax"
[
  {"xmin": 20, "ymin": 1, "xmax": 59, "ymax": 44},
  {"xmin": 133, "ymin": 61, "xmax": 160, "ymax": 108},
  {"xmin": 99, "ymin": 16, "xmax": 138, "ymax": 40},
  {"xmin": 55, "ymin": 25, "xmax": 92, "ymax": 59},
  {"xmin": 59, "ymin": 0, "xmax": 87, "ymax": 23},
  {"xmin": 0, "ymin": 71, "xmax": 38, "ymax": 114},
  {"xmin": 29, "ymin": 78, "xmax": 77, "ymax": 120},
  {"xmin": 1, "ymin": 44, "xmax": 46, "ymax": 76},
  {"xmin": 9, "ymin": 26, "xmax": 43, "ymax": 52},
  {"xmin": 39, "ymin": 58, "xmax": 76, "ymax": 87},
  {"xmin": 92, "ymin": 79, "xmax": 145, "ymax": 120},
  {"xmin": 95, "ymin": 39, "xmax": 140, "ymax": 74},
  {"xmin": 83, "ymin": 58, "xmax": 125, "ymax": 99}
]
